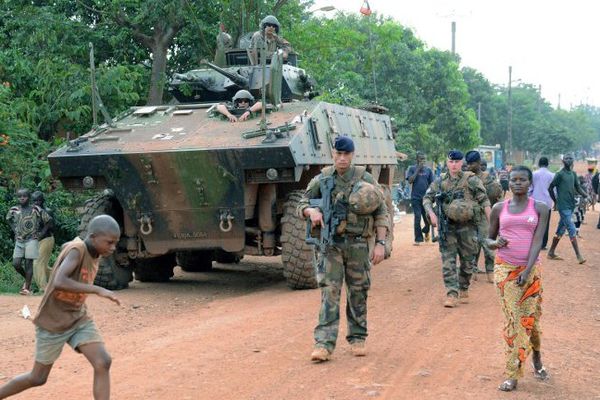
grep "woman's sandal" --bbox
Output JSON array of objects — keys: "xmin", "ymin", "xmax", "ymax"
[
  {"xmin": 498, "ymin": 379, "xmax": 518, "ymax": 392},
  {"xmin": 532, "ymin": 364, "xmax": 549, "ymax": 380},
  {"xmin": 19, "ymin": 288, "xmax": 32, "ymax": 296}
]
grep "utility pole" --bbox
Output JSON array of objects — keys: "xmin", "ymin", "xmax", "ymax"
[
  {"xmin": 507, "ymin": 65, "xmax": 513, "ymax": 163},
  {"xmin": 451, "ymin": 21, "xmax": 456, "ymax": 54}
]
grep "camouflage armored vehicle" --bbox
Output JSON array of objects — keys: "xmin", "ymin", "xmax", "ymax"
[{"xmin": 48, "ymin": 38, "xmax": 397, "ymax": 291}]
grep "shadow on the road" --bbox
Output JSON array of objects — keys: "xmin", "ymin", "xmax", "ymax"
[{"xmin": 129, "ymin": 258, "xmax": 288, "ymax": 295}]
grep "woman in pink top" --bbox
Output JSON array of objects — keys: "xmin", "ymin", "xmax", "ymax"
[{"xmin": 487, "ymin": 166, "xmax": 550, "ymax": 392}]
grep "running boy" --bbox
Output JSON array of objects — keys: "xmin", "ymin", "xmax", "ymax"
[{"xmin": 0, "ymin": 215, "xmax": 121, "ymax": 400}]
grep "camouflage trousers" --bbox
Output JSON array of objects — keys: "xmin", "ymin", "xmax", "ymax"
[
  {"xmin": 495, "ymin": 259, "xmax": 542, "ymax": 379},
  {"xmin": 438, "ymin": 222, "xmax": 478, "ymax": 296},
  {"xmin": 475, "ymin": 218, "xmax": 495, "ymax": 273},
  {"xmin": 314, "ymin": 236, "xmax": 371, "ymax": 352}
]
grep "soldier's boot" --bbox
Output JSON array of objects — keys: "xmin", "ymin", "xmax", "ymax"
[
  {"xmin": 444, "ymin": 294, "xmax": 458, "ymax": 308},
  {"xmin": 350, "ymin": 341, "xmax": 367, "ymax": 357},
  {"xmin": 310, "ymin": 347, "xmax": 331, "ymax": 362},
  {"xmin": 547, "ymin": 236, "xmax": 563, "ymax": 260},
  {"xmin": 472, "ymin": 270, "xmax": 479, "ymax": 281},
  {"xmin": 570, "ymin": 237, "xmax": 586, "ymax": 264},
  {"xmin": 458, "ymin": 290, "xmax": 469, "ymax": 304},
  {"xmin": 486, "ymin": 272, "xmax": 494, "ymax": 284}
]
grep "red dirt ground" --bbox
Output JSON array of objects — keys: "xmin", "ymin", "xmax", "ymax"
[{"xmin": 1, "ymin": 199, "xmax": 599, "ymax": 399}]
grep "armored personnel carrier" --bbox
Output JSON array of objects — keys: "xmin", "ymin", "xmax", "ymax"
[{"xmin": 48, "ymin": 37, "xmax": 397, "ymax": 291}]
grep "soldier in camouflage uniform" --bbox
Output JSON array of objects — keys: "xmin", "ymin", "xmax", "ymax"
[
  {"xmin": 423, "ymin": 150, "xmax": 491, "ymax": 308},
  {"xmin": 298, "ymin": 136, "xmax": 389, "ymax": 362},
  {"xmin": 465, "ymin": 151, "xmax": 503, "ymax": 283},
  {"xmin": 247, "ymin": 15, "xmax": 292, "ymax": 65}
]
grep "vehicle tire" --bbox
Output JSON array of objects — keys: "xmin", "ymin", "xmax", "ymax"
[
  {"xmin": 380, "ymin": 184, "xmax": 395, "ymax": 258},
  {"xmin": 280, "ymin": 191, "xmax": 318, "ymax": 289},
  {"xmin": 133, "ymin": 254, "xmax": 176, "ymax": 282},
  {"xmin": 214, "ymin": 250, "xmax": 242, "ymax": 264},
  {"xmin": 78, "ymin": 190, "xmax": 132, "ymax": 290},
  {"xmin": 176, "ymin": 251, "xmax": 213, "ymax": 272}
]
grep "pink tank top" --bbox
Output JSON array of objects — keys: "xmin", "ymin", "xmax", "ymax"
[{"xmin": 497, "ymin": 198, "xmax": 539, "ymax": 266}]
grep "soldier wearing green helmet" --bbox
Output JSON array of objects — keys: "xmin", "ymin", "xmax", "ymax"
[
  {"xmin": 215, "ymin": 89, "xmax": 263, "ymax": 123},
  {"xmin": 247, "ymin": 15, "xmax": 292, "ymax": 65}
]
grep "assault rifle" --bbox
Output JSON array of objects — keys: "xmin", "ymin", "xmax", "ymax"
[
  {"xmin": 431, "ymin": 192, "xmax": 449, "ymax": 244},
  {"xmin": 305, "ymin": 176, "xmax": 347, "ymax": 273}
]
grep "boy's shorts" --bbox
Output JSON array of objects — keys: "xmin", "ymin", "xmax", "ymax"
[
  {"xmin": 12, "ymin": 239, "xmax": 39, "ymax": 260},
  {"xmin": 35, "ymin": 320, "xmax": 104, "ymax": 365}
]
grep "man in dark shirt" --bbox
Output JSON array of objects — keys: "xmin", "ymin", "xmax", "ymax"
[
  {"xmin": 406, "ymin": 152, "xmax": 434, "ymax": 245},
  {"xmin": 547, "ymin": 153, "xmax": 588, "ymax": 263}
]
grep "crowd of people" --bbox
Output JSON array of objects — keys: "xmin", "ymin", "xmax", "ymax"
[
  {"xmin": 1, "ymin": 138, "xmax": 599, "ymax": 397},
  {"xmin": 404, "ymin": 149, "xmax": 598, "ymax": 391}
]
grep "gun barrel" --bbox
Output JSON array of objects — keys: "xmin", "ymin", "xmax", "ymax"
[{"xmin": 201, "ymin": 60, "xmax": 249, "ymax": 88}]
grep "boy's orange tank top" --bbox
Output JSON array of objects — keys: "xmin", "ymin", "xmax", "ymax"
[{"xmin": 33, "ymin": 237, "xmax": 100, "ymax": 333}]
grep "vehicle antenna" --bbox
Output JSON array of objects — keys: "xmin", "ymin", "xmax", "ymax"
[{"xmin": 89, "ymin": 42, "xmax": 114, "ymax": 128}]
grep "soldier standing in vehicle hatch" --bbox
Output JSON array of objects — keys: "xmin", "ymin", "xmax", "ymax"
[
  {"xmin": 247, "ymin": 15, "xmax": 292, "ymax": 65},
  {"xmin": 297, "ymin": 136, "xmax": 389, "ymax": 363},
  {"xmin": 423, "ymin": 150, "xmax": 491, "ymax": 308}
]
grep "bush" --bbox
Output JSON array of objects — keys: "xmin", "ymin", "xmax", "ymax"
[{"xmin": 0, "ymin": 261, "xmax": 24, "ymax": 293}]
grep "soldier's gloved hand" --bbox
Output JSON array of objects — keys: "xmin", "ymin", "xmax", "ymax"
[{"xmin": 308, "ymin": 208, "xmax": 324, "ymax": 228}]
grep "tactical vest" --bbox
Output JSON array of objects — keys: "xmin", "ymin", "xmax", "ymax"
[
  {"xmin": 440, "ymin": 171, "xmax": 479, "ymax": 223},
  {"xmin": 320, "ymin": 166, "xmax": 375, "ymax": 237}
]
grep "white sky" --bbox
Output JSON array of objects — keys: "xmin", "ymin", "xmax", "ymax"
[{"xmin": 310, "ymin": 0, "xmax": 600, "ymax": 109}]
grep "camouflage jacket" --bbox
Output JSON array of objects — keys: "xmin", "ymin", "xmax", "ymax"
[
  {"xmin": 248, "ymin": 31, "xmax": 292, "ymax": 64},
  {"xmin": 297, "ymin": 166, "xmax": 388, "ymax": 237},
  {"xmin": 423, "ymin": 171, "xmax": 490, "ymax": 222}
]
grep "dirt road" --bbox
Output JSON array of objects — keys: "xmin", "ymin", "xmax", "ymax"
[{"xmin": 1, "ymin": 210, "xmax": 599, "ymax": 399}]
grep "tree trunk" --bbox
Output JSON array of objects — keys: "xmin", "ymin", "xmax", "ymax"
[{"xmin": 147, "ymin": 41, "xmax": 169, "ymax": 105}]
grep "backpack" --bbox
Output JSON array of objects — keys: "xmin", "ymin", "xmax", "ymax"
[
  {"xmin": 481, "ymin": 171, "xmax": 503, "ymax": 205},
  {"xmin": 441, "ymin": 172, "xmax": 478, "ymax": 223}
]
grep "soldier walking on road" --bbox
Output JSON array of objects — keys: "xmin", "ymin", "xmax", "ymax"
[
  {"xmin": 423, "ymin": 150, "xmax": 491, "ymax": 308},
  {"xmin": 465, "ymin": 151, "xmax": 502, "ymax": 283},
  {"xmin": 298, "ymin": 136, "xmax": 389, "ymax": 362}
]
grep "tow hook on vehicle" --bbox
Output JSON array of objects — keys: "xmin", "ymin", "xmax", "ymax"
[
  {"xmin": 219, "ymin": 209, "xmax": 234, "ymax": 233},
  {"xmin": 138, "ymin": 214, "xmax": 153, "ymax": 235}
]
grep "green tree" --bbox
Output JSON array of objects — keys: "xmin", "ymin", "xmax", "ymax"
[{"xmin": 289, "ymin": 14, "xmax": 479, "ymax": 160}]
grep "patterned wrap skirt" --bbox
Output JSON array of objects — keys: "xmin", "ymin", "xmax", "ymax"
[{"xmin": 494, "ymin": 257, "xmax": 543, "ymax": 379}]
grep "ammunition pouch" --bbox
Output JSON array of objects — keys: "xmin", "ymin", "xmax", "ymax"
[{"xmin": 345, "ymin": 212, "xmax": 374, "ymax": 237}]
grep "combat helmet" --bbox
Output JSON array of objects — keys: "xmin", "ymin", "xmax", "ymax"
[
  {"xmin": 349, "ymin": 181, "xmax": 384, "ymax": 215},
  {"xmin": 232, "ymin": 90, "xmax": 254, "ymax": 105},
  {"xmin": 260, "ymin": 15, "xmax": 281, "ymax": 33}
]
